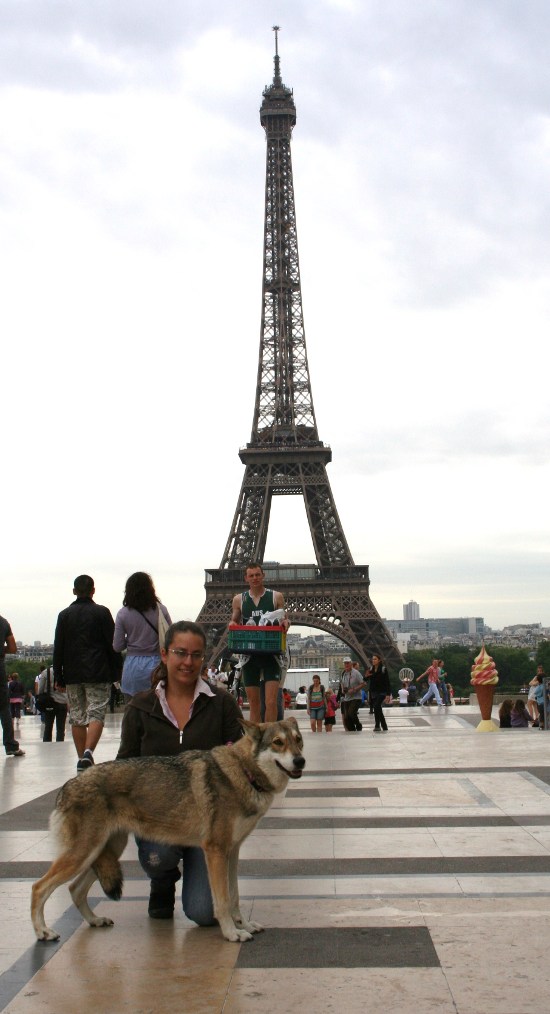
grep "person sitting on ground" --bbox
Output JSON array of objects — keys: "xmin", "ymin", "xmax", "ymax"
[
  {"xmin": 510, "ymin": 698, "xmax": 531, "ymax": 728},
  {"xmin": 117, "ymin": 620, "xmax": 243, "ymax": 923},
  {"xmin": 498, "ymin": 698, "xmax": 513, "ymax": 729}
]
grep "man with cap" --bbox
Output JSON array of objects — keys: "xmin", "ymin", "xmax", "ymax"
[{"xmin": 340, "ymin": 657, "xmax": 366, "ymax": 732}]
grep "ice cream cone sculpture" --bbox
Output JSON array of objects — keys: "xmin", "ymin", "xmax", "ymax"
[{"xmin": 471, "ymin": 644, "xmax": 499, "ymax": 731}]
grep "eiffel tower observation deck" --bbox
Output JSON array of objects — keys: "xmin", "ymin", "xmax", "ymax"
[{"xmin": 197, "ymin": 29, "xmax": 402, "ymax": 670}]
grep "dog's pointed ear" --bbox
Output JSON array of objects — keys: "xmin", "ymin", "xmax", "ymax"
[{"xmin": 239, "ymin": 718, "xmax": 264, "ymax": 742}]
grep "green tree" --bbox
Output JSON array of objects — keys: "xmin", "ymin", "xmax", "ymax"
[{"xmin": 536, "ymin": 641, "xmax": 550, "ymax": 672}]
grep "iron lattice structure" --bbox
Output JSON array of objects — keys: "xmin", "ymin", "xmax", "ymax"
[{"xmin": 197, "ymin": 31, "xmax": 401, "ymax": 670}]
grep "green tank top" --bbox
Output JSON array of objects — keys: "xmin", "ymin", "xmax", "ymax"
[{"xmin": 241, "ymin": 589, "xmax": 276, "ymax": 625}]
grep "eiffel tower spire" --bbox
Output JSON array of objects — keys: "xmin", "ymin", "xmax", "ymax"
[{"xmin": 197, "ymin": 33, "xmax": 402, "ymax": 670}]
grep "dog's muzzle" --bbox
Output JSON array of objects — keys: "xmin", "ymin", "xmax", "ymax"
[{"xmin": 278, "ymin": 756, "xmax": 306, "ymax": 780}]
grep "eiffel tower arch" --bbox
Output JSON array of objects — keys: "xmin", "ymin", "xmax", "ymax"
[{"xmin": 197, "ymin": 29, "xmax": 402, "ymax": 671}]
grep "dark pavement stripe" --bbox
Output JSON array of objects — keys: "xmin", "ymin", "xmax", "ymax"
[
  {"xmin": 6, "ymin": 855, "xmax": 550, "ymax": 880},
  {"xmin": 236, "ymin": 926, "xmax": 439, "ymax": 968}
]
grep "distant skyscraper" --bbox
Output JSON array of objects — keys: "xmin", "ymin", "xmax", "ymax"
[{"xmin": 403, "ymin": 601, "xmax": 420, "ymax": 621}]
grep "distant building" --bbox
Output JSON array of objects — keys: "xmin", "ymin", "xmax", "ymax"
[
  {"xmin": 386, "ymin": 617, "xmax": 485, "ymax": 639},
  {"xmin": 403, "ymin": 600, "xmax": 420, "ymax": 621}
]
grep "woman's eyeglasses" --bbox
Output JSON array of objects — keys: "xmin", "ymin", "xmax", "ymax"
[{"xmin": 168, "ymin": 649, "xmax": 204, "ymax": 661}]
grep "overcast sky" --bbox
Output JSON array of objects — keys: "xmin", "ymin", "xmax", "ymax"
[{"xmin": 2, "ymin": 0, "xmax": 549, "ymax": 643}]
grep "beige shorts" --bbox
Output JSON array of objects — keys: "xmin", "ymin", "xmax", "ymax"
[{"xmin": 66, "ymin": 683, "xmax": 111, "ymax": 726}]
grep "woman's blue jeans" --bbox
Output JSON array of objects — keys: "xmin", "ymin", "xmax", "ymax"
[{"xmin": 136, "ymin": 838, "xmax": 215, "ymax": 925}]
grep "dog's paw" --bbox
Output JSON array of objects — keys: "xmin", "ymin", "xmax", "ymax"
[
  {"xmin": 235, "ymin": 918, "xmax": 264, "ymax": 934},
  {"xmin": 37, "ymin": 928, "xmax": 60, "ymax": 943},
  {"xmin": 222, "ymin": 926, "xmax": 254, "ymax": 943},
  {"xmin": 89, "ymin": 916, "xmax": 114, "ymax": 928}
]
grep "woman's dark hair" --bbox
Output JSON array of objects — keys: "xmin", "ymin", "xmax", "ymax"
[
  {"xmin": 151, "ymin": 620, "xmax": 207, "ymax": 688},
  {"xmin": 499, "ymin": 699, "xmax": 513, "ymax": 719},
  {"xmin": 123, "ymin": 572, "xmax": 159, "ymax": 612},
  {"xmin": 513, "ymin": 698, "xmax": 527, "ymax": 714},
  {"xmin": 298, "ymin": 686, "xmax": 306, "ymax": 694}
]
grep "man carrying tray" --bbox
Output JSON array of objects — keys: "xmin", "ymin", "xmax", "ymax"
[{"xmin": 230, "ymin": 562, "xmax": 290, "ymax": 723}]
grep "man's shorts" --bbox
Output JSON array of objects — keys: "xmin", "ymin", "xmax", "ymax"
[
  {"xmin": 241, "ymin": 655, "xmax": 281, "ymax": 688},
  {"xmin": 66, "ymin": 683, "xmax": 111, "ymax": 726}
]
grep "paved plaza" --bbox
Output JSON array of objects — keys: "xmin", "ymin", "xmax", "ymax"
[{"xmin": 1, "ymin": 704, "xmax": 550, "ymax": 1013}]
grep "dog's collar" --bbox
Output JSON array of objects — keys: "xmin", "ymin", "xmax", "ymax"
[{"xmin": 245, "ymin": 769, "xmax": 270, "ymax": 793}]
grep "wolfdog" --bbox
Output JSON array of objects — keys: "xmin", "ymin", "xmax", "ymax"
[{"xmin": 31, "ymin": 718, "xmax": 305, "ymax": 943}]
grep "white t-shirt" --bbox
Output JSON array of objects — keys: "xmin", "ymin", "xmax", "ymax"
[
  {"xmin": 295, "ymin": 691, "xmax": 308, "ymax": 706},
  {"xmin": 398, "ymin": 687, "xmax": 409, "ymax": 705}
]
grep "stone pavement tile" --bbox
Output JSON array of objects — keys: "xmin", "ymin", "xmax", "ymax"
[
  {"xmin": 248, "ymin": 897, "xmax": 426, "ymax": 928},
  {"xmin": 377, "ymin": 778, "xmax": 478, "ymax": 807},
  {"xmin": 3, "ymin": 902, "xmax": 240, "ymax": 1014},
  {"xmin": 223, "ymin": 968, "xmax": 455, "ymax": 1014},
  {"xmin": 240, "ymin": 831, "xmax": 334, "ymax": 860},
  {"xmin": 469, "ymin": 772, "xmax": 550, "ymax": 812},
  {"xmin": 332, "ymin": 830, "xmax": 440, "ymax": 859},
  {"xmin": 0, "ymin": 834, "xmax": 50, "ymax": 862},
  {"xmin": 421, "ymin": 898, "xmax": 550, "ymax": 1014},
  {"xmin": 455, "ymin": 874, "xmax": 550, "ymax": 895},
  {"xmin": 431, "ymin": 827, "xmax": 550, "ymax": 857},
  {"xmin": 334, "ymin": 876, "xmax": 463, "ymax": 897},
  {"xmin": 282, "ymin": 796, "xmax": 382, "ymax": 809},
  {"xmin": 239, "ymin": 876, "xmax": 337, "ymax": 897}
]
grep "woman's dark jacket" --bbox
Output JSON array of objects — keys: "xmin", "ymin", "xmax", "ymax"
[
  {"xmin": 367, "ymin": 664, "xmax": 391, "ymax": 697},
  {"xmin": 117, "ymin": 685, "xmax": 243, "ymax": 758}
]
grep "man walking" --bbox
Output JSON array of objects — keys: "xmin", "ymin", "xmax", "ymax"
[
  {"xmin": 416, "ymin": 659, "xmax": 444, "ymax": 707},
  {"xmin": 340, "ymin": 657, "xmax": 366, "ymax": 731},
  {"xmin": 53, "ymin": 575, "xmax": 122, "ymax": 772},
  {"xmin": 0, "ymin": 614, "xmax": 24, "ymax": 757},
  {"xmin": 230, "ymin": 562, "xmax": 289, "ymax": 723}
]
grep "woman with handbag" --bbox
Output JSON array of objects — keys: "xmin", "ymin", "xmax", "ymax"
[
  {"xmin": 35, "ymin": 666, "xmax": 68, "ymax": 741},
  {"xmin": 113, "ymin": 572, "xmax": 172, "ymax": 701}
]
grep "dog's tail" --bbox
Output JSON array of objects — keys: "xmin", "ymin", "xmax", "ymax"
[{"xmin": 92, "ymin": 836, "xmax": 126, "ymax": 901}]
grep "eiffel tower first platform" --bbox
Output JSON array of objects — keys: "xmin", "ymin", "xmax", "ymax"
[{"xmin": 197, "ymin": 29, "xmax": 402, "ymax": 671}]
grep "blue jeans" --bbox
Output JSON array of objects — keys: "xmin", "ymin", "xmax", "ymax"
[
  {"xmin": 136, "ymin": 838, "xmax": 215, "ymax": 926},
  {"xmin": 420, "ymin": 683, "xmax": 443, "ymax": 706}
]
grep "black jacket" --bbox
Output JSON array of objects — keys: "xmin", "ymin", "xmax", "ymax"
[
  {"xmin": 53, "ymin": 597, "xmax": 122, "ymax": 686},
  {"xmin": 116, "ymin": 685, "xmax": 243, "ymax": 758},
  {"xmin": 367, "ymin": 664, "xmax": 391, "ymax": 697}
]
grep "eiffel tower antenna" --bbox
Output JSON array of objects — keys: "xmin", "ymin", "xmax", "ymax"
[{"xmin": 197, "ymin": 32, "xmax": 402, "ymax": 669}]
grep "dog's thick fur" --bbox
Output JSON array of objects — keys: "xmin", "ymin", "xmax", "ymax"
[{"xmin": 31, "ymin": 718, "xmax": 305, "ymax": 943}]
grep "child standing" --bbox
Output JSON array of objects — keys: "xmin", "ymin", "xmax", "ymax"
[{"xmin": 324, "ymin": 688, "xmax": 339, "ymax": 732}]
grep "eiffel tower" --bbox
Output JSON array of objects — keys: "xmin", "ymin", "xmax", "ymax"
[{"xmin": 197, "ymin": 29, "xmax": 402, "ymax": 671}]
